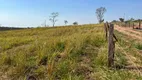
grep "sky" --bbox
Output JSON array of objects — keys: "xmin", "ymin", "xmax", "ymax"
[{"xmin": 0, "ymin": 0, "xmax": 142, "ymax": 27}]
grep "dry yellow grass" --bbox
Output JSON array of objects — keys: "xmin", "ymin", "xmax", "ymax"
[{"xmin": 0, "ymin": 24, "xmax": 141, "ymax": 80}]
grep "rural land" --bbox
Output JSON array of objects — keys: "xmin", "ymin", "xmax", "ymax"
[{"xmin": 0, "ymin": 0, "xmax": 142, "ymax": 80}]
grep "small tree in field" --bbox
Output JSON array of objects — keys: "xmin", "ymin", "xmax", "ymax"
[
  {"xmin": 119, "ymin": 18, "xmax": 125, "ymax": 26},
  {"xmin": 112, "ymin": 20, "xmax": 117, "ymax": 23},
  {"xmin": 96, "ymin": 7, "xmax": 106, "ymax": 23},
  {"xmin": 73, "ymin": 22, "xmax": 78, "ymax": 25},
  {"xmin": 64, "ymin": 20, "xmax": 68, "ymax": 25},
  {"xmin": 119, "ymin": 18, "xmax": 124, "ymax": 22},
  {"xmin": 130, "ymin": 18, "xmax": 134, "ymax": 21},
  {"xmin": 49, "ymin": 12, "xmax": 59, "ymax": 27}
]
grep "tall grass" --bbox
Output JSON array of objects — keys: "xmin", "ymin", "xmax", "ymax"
[{"xmin": 0, "ymin": 24, "xmax": 141, "ymax": 80}]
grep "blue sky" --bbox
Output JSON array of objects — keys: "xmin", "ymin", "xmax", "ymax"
[{"xmin": 0, "ymin": 0, "xmax": 142, "ymax": 27}]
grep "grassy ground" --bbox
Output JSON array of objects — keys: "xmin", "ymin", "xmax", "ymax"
[{"xmin": 0, "ymin": 24, "xmax": 142, "ymax": 80}]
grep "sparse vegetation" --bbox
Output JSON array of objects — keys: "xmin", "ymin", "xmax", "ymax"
[{"xmin": 135, "ymin": 43, "xmax": 142, "ymax": 50}]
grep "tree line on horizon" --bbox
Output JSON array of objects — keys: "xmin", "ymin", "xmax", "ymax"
[
  {"xmin": 47, "ymin": 7, "xmax": 141, "ymax": 27},
  {"xmin": 1, "ymin": 6, "xmax": 141, "ymax": 28},
  {"xmin": 112, "ymin": 18, "xmax": 142, "ymax": 23},
  {"xmin": 43, "ymin": 7, "xmax": 107, "ymax": 27}
]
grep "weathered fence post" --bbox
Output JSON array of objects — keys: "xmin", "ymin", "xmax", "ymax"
[
  {"xmin": 139, "ymin": 20, "xmax": 141, "ymax": 29},
  {"xmin": 108, "ymin": 24, "xmax": 115, "ymax": 67},
  {"xmin": 104, "ymin": 23, "xmax": 108, "ymax": 41},
  {"xmin": 129, "ymin": 22, "xmax": 131, "ymax": 27},
  {"xmin": 104, "ymin": 23, "xmax": 117, "ymax": 68},
  {"xmin": 133, "ymin": 23, "xmax": 134, "ymax": 29}
]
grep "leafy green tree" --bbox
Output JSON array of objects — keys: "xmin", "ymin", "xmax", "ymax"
[
  {"xmin": 73, "ymin": 22, "xmax": 78, "ymax": 25},
  {"xmin": 130, "ymin": 18, "xmax": 134, "ymax": 21},
  {"xmin": 64, "ymin": 20, "xmax": 68, "ymax": 25},
  {"xmin": 119, "ymin": 18, "xmax": 124, "ymax": 22}
]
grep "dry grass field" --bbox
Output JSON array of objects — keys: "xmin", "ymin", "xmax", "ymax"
[{"xmin": 0, "ymin": 24, "xmax": 142, "ymax": 80}]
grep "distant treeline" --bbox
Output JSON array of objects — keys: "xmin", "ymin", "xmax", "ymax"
[
  {"xmin": 0, "ymin": 27, "xmax": 26, "ymax": 31},
  {"xmin": 112, "ymin": 18, "xmax": 142, "ymax": 23}
]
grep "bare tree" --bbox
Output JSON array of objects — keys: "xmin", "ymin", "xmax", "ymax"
[
  {"xmin": 64, "ymin": 20, "xmax": 68, "ymax": 25},
  {"xmin": 49, "ymin": 12, "xmax": 59, "ymax": 27},
  {"xmin": 96, "ymin": 7, "xmax": 106, "ymax": 23}
]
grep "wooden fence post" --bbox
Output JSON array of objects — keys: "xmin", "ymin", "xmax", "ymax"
[
  {"xmin": 129, "ymin": 22, "xmax": 131, "ymax": 27},
  {"xmin": 104, "ymin": 23, "xmax": 108, "ymax": 41},
  {"xmin": 139, "ymin": 20, "xmax": 141, "ymax": 29},
  {"xmin": 108, "ymin": 24, "xmax": 115, "ymax": 67},
  {"xmin": 133, "ymin": 23, "xmax": 134, "ymax": 29}
]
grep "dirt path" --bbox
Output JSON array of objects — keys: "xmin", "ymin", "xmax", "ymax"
[
  {"xmin": 114, "ymin": 25, "xmax": 142, "ymax": 40},
  {"xmin": 115, "ymin": 25, "xmax": 142, "ymax": 75}
]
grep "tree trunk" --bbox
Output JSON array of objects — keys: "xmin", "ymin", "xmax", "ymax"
[{"xmin": 139, "ymin": 20, "xmax": 141, "ymax": 29}]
